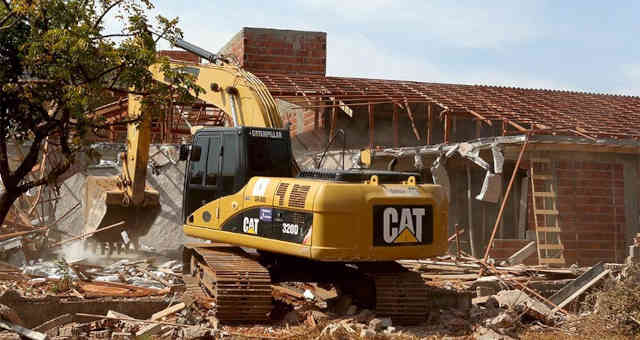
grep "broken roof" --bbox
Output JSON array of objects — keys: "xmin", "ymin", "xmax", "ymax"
[{"xmin": 256, "ymin": 73, "xmax": 640, "ymax": 140}]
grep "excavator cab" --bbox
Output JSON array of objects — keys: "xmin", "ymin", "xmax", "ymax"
[{"xmin": 182, "ymin": 126, "xmax": 293, "ymax": 222}]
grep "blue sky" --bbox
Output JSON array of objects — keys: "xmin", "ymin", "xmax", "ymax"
[{"xmin": 142, "ymin": 1, "xmax": 640, "ymax": 96}]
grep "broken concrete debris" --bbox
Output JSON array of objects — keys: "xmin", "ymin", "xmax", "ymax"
[
  {"xmin": 0, "ymin": 209, "xmax": 629, "ymax": 339},
  {"xmin": 0, "ymin": 253, "xmax": 631, "ymax": 339}
]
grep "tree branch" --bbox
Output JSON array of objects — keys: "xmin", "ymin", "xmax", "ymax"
[
  {"xmin": 0, "ymin": 10, "xmax": 14, "ymax": 28},
  {"xmin": 11, "ymin": 130, "xmax": 46, "ymax": 183},
  {"xmin": 18, "ymin": 156, "xmax": 71, "ymax": 192},
  {"xmin": 77, "ymin": 63, "xmax": 125, "ymax": 86},
  {"xmin": 97, "ymin": 33, "xmax": 135, "ymax": 39},
  {"xmin": 153, "ymin": 26, "xmax": 171, "ymax": 44},
  {"xmin": 106, "ymin": 86, "xmax": 151, "ymax": 96},
  {"xmin": 1, "ymin": 0, "xmax": 10, "ymax": 11},
  {"xmin": 71, "ymin": 116, "xmax": 142, "ymax": 129},
  {"xmin": 107, "ymin": 65, "xmax": 125, "ymax": 89},
  {"xmin": 92, "ymin": 0, "xmax": 124, "ymax": 31},
  {"xmin": 92, "ymin": 63, "xmax": 125, "ymax": 82},
  {"xmin": 0, "ymin": 125, "xmax": 11, "ymax": 186}
]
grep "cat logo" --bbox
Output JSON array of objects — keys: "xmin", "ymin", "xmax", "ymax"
[
  {"xmin": 382, "ymin": 207, "xmax": 426, "ymax": 244},
  {"xmin": 243, "ymin": 217, "xmax": 259, "ymax": 235}
]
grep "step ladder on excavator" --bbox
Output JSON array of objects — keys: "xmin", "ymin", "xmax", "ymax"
[{"xmin": 530, "ymin": 157, "xmax": 566, "ymax": 266}]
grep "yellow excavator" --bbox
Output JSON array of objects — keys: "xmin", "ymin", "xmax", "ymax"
[{"xmin": 87, "ymin": 40, "xmax": 450, "ymax": 324}]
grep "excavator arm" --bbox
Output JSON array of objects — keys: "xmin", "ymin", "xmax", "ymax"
[
  {"xmin": 85, "ymin": 50, "xmax": 291, "ymax": 243},
  {"xmin": 148, "ymin": 62, "xmax": 283, "ymax": 129}
]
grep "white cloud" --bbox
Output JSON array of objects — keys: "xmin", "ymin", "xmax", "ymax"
[
  {"xmin": 297, "ymin": 1, "xmax": 545, "ymax": 48},
  {"xmin": 624, "ymin": 64, "xmax": 640, "ymax": 78},
  {"xmin": 327, "ymin": 33, "xmax": 564, "ymax": 90},
  {"xmin": 97, "ymin": 1, "xmax": 616, "ymax": 94},
  {"xmin": 326, "ymin": 33, "xmax": 445, "ymax": 81},
  {"xmin": 618, "ymin": 64, "xmax": 640, "ymax": 96}
]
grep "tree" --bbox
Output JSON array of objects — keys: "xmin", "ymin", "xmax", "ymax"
[{"xmin": 0, "ymin": 0, "xmax": 200, "ymax": 225}]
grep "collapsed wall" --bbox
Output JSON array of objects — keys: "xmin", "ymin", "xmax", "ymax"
[{"xmin": 53, "ymin": 144, "xmax": 199, "ymax": 252}]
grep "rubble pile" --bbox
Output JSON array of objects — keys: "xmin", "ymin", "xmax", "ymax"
[
  {"xmin": 0, "ymin": 251, "xmax": 631, "ymax": 339},
  {"xmin": 0, "ymin": 211, "xmax": 635, "ymax": 339},
  {"xmin": 2, "ymin": 258, "xmax": 184, "ymax": 300}
]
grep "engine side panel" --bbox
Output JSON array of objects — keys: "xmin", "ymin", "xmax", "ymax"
[{"xmin": 184, "ymin": 177, "xmax": 448, "ymax": 262}]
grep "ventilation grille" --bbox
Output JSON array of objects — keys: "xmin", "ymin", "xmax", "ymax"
[
  {"xmin": 275, "ymin": 183, "xmax": 290, "ymax": 206},
  {"xmin": 288, "ymin": 184, "xmax": 311, "ymax": 209},
  {"xmin": 290, "ymin": 212, "xmax": 306, "ymax": 225}
]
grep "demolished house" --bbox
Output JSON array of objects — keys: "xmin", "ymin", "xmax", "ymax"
[
  {"xmin": 8, "ymin": 27, "xmax": 639, "ymax": 268},
  {"xmin": 217, "ymin": 27, "xmax": 640, "ymax": 267}
]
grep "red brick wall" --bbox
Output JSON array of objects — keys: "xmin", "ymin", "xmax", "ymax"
[
  {"xmin": 280, "ymin": 99, "xmax": 327, "ymax": 151},
  {"xmin": 157, "ymin": 50, "xmax": 200, "ymax": 63},
  {"xmin": 220, "ymin": 27, "xmax": 326, "ymax": 75},
  {"xmin": 526, "ymin": 160, "xmax": 626, "ymax": 265}
]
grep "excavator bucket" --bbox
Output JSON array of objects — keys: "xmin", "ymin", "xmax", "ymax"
[
  {"xmin": 83, "ymin": 176, "xmax": 160, "ymax": 246},
  {"xmin": 82, "ymin": 92, "xmax": 162, "ymax": 248}
]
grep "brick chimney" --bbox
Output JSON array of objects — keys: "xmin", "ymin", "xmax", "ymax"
[{"xmin": 219, "ymin": 27, "xmax": 326, "ymax": 75}]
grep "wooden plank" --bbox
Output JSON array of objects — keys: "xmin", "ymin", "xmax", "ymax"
[
  {"xmin": 483, "ymin": 140, "xmax": 529, "ymax": 262},
  {"xmin": 536, "ymin": 227, "xmax": 562, "ymax": 232},
  {"xmin": 502, "ymin": 241, "xmax": 537, "ymax": 266},
  {"xmin": 272, "ymin": 285, "xmax": 304, "ymax": 299},
  {"xmin": 329, "ymin": 99, "xmax": 337, "ymax": 139},
  {"xmin": 368, "ymin": 103, "xmax": 374, "ymax": 148},
  {"xmin": 549, "ymin": 262, "xmax": 609, "ymax": 312},
  {"xmin": 313, "ymin": 107, "xmax": 319, "ymax": 130},
  {"xmin": 0, "ymin": 319, "xmax": 47, "ymax": 340},
  {"xmin": 135, "ymin": 323, "xmax": 163, "ymax": 339},
  {"xmin": 506, "ymin": 142, "xmax": 640, "ymax": 155},
  {"xmin": 107, "ymin": 311, "xmax": 135, "ymax": 320},
  {"xmin": 50, "ymin": 221, "xmax": 125, "ymax": 248},
  {"xmin": 537, "ymin": 244, "xmax": 564, "ymax": 250},
  {"xmin": 533, "ymin": 192, "xmax": 556, "ymax": 197},
  {"xmin": 392, "ymin": 102, "xmax": 399, "ymax": 147},
  {"xmin": 466, "ymin": 164, "xmax": 477, "ymax": 257},
  {"xmin": 421, "ymin": 273, "xmax": 479, "ymax": 280},
  {"xmin": 414, "ymin": 263, "xmax": 474, "ymax": 272},
  {"xmin": 32, "ymin": 313, "xmax": 74, "ymax": 333},
  {"xmin": 444, "ymin": 111, "xmax": 450, "ymax": 143},
  {"xmin": 0, "ymin": 228, "xmax": 48, "ymax": 242},
  {"xmin": 75, "ymin": 313, "xmax": 207, "ymax": 330},
  {"xmin": 137, "ymin": 267, "xmax": 170, "ymax": 287},
  {"xmin": 306, "ymin": 283, "xmax": 337, "ymax": 301},
  {"xmin": 447, "ymin": 227, "xmax": 465, "ymax": 242},
  {"xmin": 532, "ymin": 175, "xmax": 553, "ymax": 180},
  {"xmin": 472, "ymin": 296, "xmax": 491, "ymax": 305},
  {"xmin": 78, "ymin": 280, "xmax": 165, "ymax": 298},
  {"xmin": 535, "ymin": 209, "xmax": 559, "ymax": 215},
  {"xmin": 539, "ymin": 257, "xmax": 567, "ymax": 264},
  {"xmin": 426, "ymin": 103, "xmax": 432, "ymax": 145},
  {"xmin": 403, "ymin": 99, "xmax": 421, "ymax": 141},
  {"xmin": 151, "ymin": 302, "xmax": 186, "ymax": 321},
  {"xmin": 157, "ymin": 268, "xmax": 181, "ymax": 277},
  {"xmin": 517, "ymin": 178, "xmax": 529, "ymax": 238}
]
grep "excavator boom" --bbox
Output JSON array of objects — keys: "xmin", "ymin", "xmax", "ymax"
[
  {"xmin": 84, "ymin": 46, "xmax": 286, "ymax": 244},
  {"xmin": 148, "ymin": 62, "xmax": 283, "ymax": 128}
]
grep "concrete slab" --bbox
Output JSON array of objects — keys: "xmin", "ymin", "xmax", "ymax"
[{"xmin": 0, "ymin": 290, "xmax": 168, "ymax": 328}]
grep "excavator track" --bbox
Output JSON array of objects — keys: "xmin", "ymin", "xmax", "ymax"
[
  {"xmin": 374, "ymin": 271, "xmax": 431, "ymax": 324},
  {"xmin": 359, "ymin": 262, "xmax": 431, "ymax": 324},
  {"xmin": 183, "ymin": 245, "xmax": 273, "ymax": 323}
]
